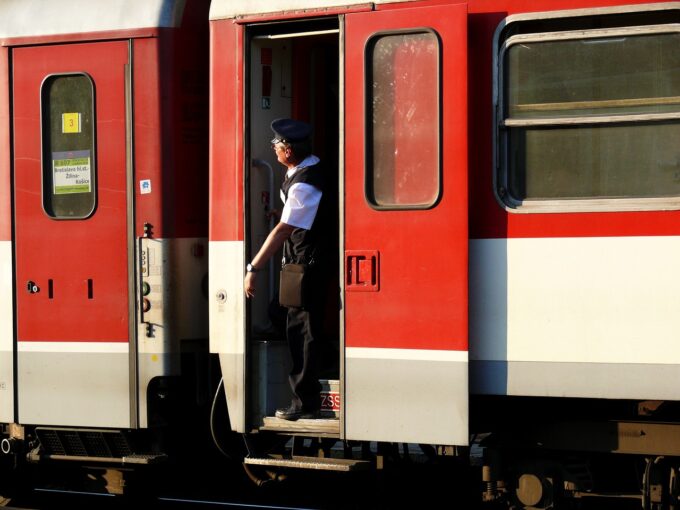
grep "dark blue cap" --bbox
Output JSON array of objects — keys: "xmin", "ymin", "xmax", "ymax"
[{"xmin": 270, "ymin": 118, "xmax": 312, "ymax": 144}]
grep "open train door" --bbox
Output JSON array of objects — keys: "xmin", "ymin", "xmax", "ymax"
[
  {"xmin": 344, "ymin": 2, "xmax": 468, "ymax": 445},
  {"xmin": 13, "ymin": 41, "xmax": 133, "ymax": 428}
]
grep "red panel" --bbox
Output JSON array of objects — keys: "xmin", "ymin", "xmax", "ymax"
[
  {"xmin": 161, "ymin": 24, "xmax": 209, "ymax": 239},
  {"xmin": 209, "ymin": 20, "xmax": 244, "ymax": 242},
  {"xmin": 133, "ymin": 29, "xmax": 209, "ymax": 240},
  {"xmin": 0, "ymin": 47, "xmax": 10, "ymax": 241},
  {"xmin": 345, "ymin": 3, "xmax": 468, "ymax": 351},
  {"xmin": 133, "ymin": 38, "xmax": 164, "ymax": 238},
  {"xmin": 14, "ymin": 42, "xmax": 129, "ymax": 342}
]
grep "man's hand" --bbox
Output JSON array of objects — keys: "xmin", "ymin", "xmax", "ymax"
[
  {"xmin": 244, "ymin": 271, "xmax": 256, "ymax": 298},
  {"xmin": 242, "ymin": 221, "xmax": 295, "ymax": 299}
]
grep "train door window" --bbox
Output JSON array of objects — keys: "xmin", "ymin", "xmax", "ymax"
[
  {"xmin": 366, "ymin": 30, "xmax": 440, "ymax": 209},
  {"xmin": 496, "ymin": 11, "xmax": 680, "ymax": 212},
  {"xmin": 41, "ymin": 73, "xmax": 96, "ymax": 219}
]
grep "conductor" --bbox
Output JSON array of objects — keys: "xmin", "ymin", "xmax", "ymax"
[{"xmin": 244, "ymin": 118, "xmax": 331, "ymax": 421}]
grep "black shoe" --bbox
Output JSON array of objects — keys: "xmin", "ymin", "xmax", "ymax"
[{"xmin": 275, "ymin": 406, "xmax": 320, "ymax": 421}]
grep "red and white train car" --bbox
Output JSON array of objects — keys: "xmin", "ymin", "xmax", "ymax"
[
  {"xmin": 210, "ymin": 0, "xmax": 680, "ymax": 505},
  {"xmin": 3, "ymin": 0, "xmax": 679, "ymax": 505},
  {"xmin": 210, "ymin": 0, "xmax": 468, "ymax": 447},
  {"xmin": 0, "ymin": 0, "xmax": 210, "ymax": 472}
]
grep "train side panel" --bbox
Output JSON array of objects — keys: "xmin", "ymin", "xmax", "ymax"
[
  {"xmin": 471, "ymin": 237, "xmax": 680, "ymax": 399},
  {"xmin": 468, "ymin": 0, "xmax": 680, "ymax": 403}
]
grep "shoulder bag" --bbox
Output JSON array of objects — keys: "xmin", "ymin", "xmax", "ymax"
[{"xmin": 279, "ymin": 263, "xmax": 307, "ymax": 308}]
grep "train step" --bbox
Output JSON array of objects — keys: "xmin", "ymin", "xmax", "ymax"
[
  {"xmin": 27, "ymin": 450, "xmax": 168, "ymax": 465},
  {"xmin": 260, "ymin": 416, "xmax": 340, "ymax": 435},
  {"xmin": 32, "ymin": 427, "xmax": 168, "ymax": 464},
  {"xmin": 244, "ymin": 455, "xmax": 371, "ymax": 472}
]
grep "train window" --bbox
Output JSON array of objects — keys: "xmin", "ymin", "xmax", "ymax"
[
  {"xmin": 365, "ymin": 30, "xmax": 440, "ymax": 209},
  {"xmin": 497, "ymin": 26, "xmax": 680, "ymax": 212},
  {"xmin": 41, "ymin": 73, "xmax": 96, "ymax": 219}
]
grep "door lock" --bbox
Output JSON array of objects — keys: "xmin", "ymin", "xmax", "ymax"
[{"xmin": 26, "ymin": 281, "xmax": 39, "ymax": 294}]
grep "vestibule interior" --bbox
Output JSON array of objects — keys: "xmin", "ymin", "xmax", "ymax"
[{"xmin": 245, "ymin": 18, "xmax": 340, "ymax": 427}]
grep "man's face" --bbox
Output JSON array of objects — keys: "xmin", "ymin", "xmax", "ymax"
[{"xmin": 272, "ymin": 142, "xmax": 291, "ymax": 167}]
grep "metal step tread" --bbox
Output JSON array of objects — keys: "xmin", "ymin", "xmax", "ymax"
[
  {"xmin": 244, "ymin": 455, "xmax": 371, "ymax": 472},
  {"xmin": 123, "ymin": 453, "xmax": 168, "ymax": 464},
  {"xmin": 28, "ymin": 450, "xmax": 167, "ymax": 465},
  {"xmin": 261, "ymin": 416, "xmax": 340, "ymax": 434}
]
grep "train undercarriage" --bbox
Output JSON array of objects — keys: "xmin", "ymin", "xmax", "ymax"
[
  {"xmin": 4, "ymin": 399, "xmax": 680, "ymax": 509},
  {"xmin": 474, "ymin": 398, "xmax": 680, "ymax": 509}
]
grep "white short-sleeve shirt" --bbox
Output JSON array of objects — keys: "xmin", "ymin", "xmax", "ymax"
[{"xmin": 280, "ymin": 155, "xmax": 322, "ymax": 230}]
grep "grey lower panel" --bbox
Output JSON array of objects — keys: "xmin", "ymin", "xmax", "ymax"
[
  {"xmin": 219, "ymin": 352, "xmax": 245, "ymax": 433},
  {"xmin": 471, "ymin": 360, "xmax": 680, "ymax": 400},
  {"xmin": 18, "ymin": 352, "xmax": 130, "ymax": 427},
  {"xmin": 346, "ymin": 358, "xmax": 468, "ymax": 445},
  {"xmin": 0, "ymin": 351, "xmax": 13, "ymax": 422}
]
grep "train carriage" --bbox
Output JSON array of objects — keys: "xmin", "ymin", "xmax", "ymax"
[
  {"xmin": 0, "ymin": 0, "xmax": 680, "ymax": 507},
  {"xmin": 209, "ymin": 0, "xmax": 469, "ymax": 449},
  {"xmin": 0, "ymin": 0, "xmax": 212, "ymax": 485},
  {"xmin": 210, "ymin": 0, "xmax": 680, "ymax": 506}
]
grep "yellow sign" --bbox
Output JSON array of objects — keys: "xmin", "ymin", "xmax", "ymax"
[{"xmin": 62, "ymin": 112, "xmax": 81, "ymax": 134}]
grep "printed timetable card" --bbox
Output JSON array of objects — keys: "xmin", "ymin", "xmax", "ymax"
[
  {"xmin": 52, "ymin": 150, "xmax": 91, "ymax": 195},
  {"xmin": 62, "ymin": 112, "xmax": 82, "ymax": 134}
]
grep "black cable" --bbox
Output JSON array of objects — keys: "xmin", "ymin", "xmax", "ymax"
[{"xmin": 209, "ymin": 377, "xmax": 232, "ymax": 460}]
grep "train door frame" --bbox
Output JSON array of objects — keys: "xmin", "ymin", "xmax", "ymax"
[
  {"xmin": 243, "ymin": 17, "xmax": 343, "ymax": 435},
  {"xmin": 0, "ymin": 43, "xmax": 12, "ymax": 426}
]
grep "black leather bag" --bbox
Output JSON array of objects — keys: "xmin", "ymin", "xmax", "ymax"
[{"xmin": 279, "ymin": 263, "xmax": 307, "ymax": 308}]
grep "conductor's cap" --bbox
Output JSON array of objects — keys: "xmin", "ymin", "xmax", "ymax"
[{"xmin": 270, "ymin": 118, "xmax": 312, "ymax": 145}]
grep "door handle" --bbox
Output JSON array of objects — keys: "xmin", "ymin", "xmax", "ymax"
[
  {"xmin": 26, "ymin": 280, "xmax": 39, "ymax": 294},
  {"xmin": 345, "ymin": 250, "xmax": 379, "ymax": 292}
]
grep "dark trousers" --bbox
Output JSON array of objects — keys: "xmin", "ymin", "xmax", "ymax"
[{"xmin": 286, "ymin": 303, "xmax": 324, "ymax": 411}]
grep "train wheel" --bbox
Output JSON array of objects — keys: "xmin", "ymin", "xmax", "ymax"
[
  {"xmin": 510, "ymin": 470, "xmax": 581, "ymax": 510},
  {"xmin": 511, "ymin": 472, "xmax": 554, "ymax": 509},
  {"xmin": 642, "ymin": 456, "xmax": 680, "ymax": 510}
]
